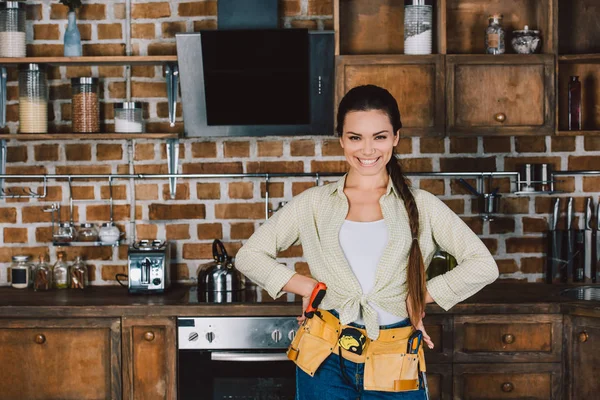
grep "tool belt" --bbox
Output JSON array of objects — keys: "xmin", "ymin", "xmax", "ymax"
[{"xmin": 286, "ymin": 309, "xmax": 426, "ymax": 392}]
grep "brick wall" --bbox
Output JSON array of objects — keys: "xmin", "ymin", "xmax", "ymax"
[{"xmin": 1, "ymin": 1, "xmax": 599, "ymax": 286}]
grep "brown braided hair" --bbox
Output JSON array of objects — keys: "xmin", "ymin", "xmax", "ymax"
[{"xmin": 336, "ymin": 85, "xmax": 426, "ymax": 327}]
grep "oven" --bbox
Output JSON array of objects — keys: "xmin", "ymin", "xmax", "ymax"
[{"xmin": 178, "ymin": 316, "xmax": 298, "ymax": 400}]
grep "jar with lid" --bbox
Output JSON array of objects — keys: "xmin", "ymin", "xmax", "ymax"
[
  {"xmin": 78, "ymin": 222, "xmax": 98, "ymax": 242},
  {"xmin": 54, "ymin": 222, "xmax": 75, "ymax": 243},
  {"xmin": 404, "ymin": 0, "xmax": 433, "ymax": 55},
  {"xmin": 0, "ymin": 1, "xmax": 26, "ymax": 57},
  {"xmin": 69, "ymin": 256, "xmax": 88, "ymax": 289},
  {"xmin": 114, "ymin": 102, "xmax": 143, "ymax": 133},
  {"xmin": 33, "ymin": 254, "xmax": 53, "ymax": 291},
  {"xmin": 71, "ymin": 77, "xmax": 100, "ymax": 133},
  {"xmin": 19, "ymin": 63, "xmax": 48, "ymax": 133},
  {"xmin": 10, "ymin": 255, "xmax": 31, "ymax": 289},
  {"xmin": 99, "ymin": 222, "xmax": 120, "ymax": 245},
  {"xmin": 485, "ymin": 14, "xmax": 505, "ymax": 54},
  {"xmin": 53, "ymin": 252, "xmax": 69, "ymax": 289}
]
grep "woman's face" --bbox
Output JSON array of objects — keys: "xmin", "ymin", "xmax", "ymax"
[{"xmin": 339, "ymin": 110, "xmax": 400, "ymax": 177}]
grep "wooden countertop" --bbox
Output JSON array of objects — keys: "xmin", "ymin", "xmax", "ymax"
[{"xmin": 0, "ymin": 283, "xmax": 598, "ymax": 318}]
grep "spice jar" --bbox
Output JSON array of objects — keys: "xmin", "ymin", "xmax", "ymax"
[
  {"xmin": 99, "ymin": 222, "xmax": 120, "ymax": 245},
  {"xmin": 404, "ymin": 0, "xmax": 433, "ymax": 55},
  {"xmin": 77, "ymin": 222, "xmax": 98, "ymax": 242},
  {"xmin": 0, "ymin": 1, "xmax": 26, "ymax": 57},
  {"xmin": 71, "ymin": 77, "xmax": 100, "ymax": 133},
  {"xmin": 33, "ymin": 254, "xmax": 53, "ymax": 291},
  {"xmin": 54, "ymin": 222, "xmax": 75, "ymax": 243},
  {"xmin": 485, "ymin": 14, "xmax": 505, "ymax": 55},
  {"xmin": 10, "ymin": 255, "xmax": 31, "ymax": 289},
  {"xmin": 53, "ymin": 251, "xmax": 69, "ymax": 289},
  {"xmin": 114, "ymin": 102, "xmax": 143, "ymax": 133},
  {"xmin": 69, "ymin": 256, "xmax": 88, "ymax": 289},
  {"xmin": 19, "ymin": 63, "xmax": 48, "ymax": 133}
]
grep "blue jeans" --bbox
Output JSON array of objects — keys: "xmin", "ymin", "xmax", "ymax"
[{"xmin": 295, "ymin": 312, "xmax": 427, "ymax": 400}]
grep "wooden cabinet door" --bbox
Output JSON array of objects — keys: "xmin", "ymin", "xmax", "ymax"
[
  {"xmin": 447, "ymin": 55, "xmax": 555, "ymax": 135},
  {"xmin": 454, "ymin": 314, "xmax": 562, "ymax": 363},
  {"xmin": 423, "ymin": 315, "xmax": 453, "ymax": 364},
  {"xmin": 453, "ymin": 363, "xmax": 562, "ymax": 400},
  {"xmin": 336, "ymin": 55, "xmax": 445, "ymax": 136},
  {"xmin": 0, "ymin": 318, "xmax": 121, "ymax": 400},
  {"xmin": 122, "ymin": 317, "xmax": 176, "ymax": 400},
  {"xmin": 426, "ymin": 364, "xmax": 453, "ymax": 400},
  {"xmin": 565, "ymin": 315, "xmax": 600, "ymax": 400}
]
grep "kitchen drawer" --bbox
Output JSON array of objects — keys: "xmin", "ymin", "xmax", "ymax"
[
  {"xmin": 453, "ymin": 363, "xmax": 562, "ymax": 400},
  {"xmin": 426, "ymin": 364, "xmax": 452, "ymax": 400},
  {"xmin": 423, "ymin": 315, "xmax": 453, "ymax": 363},
  {"xmin": 454, "ymin": 315, "xmax": 562, "ymax": 363}
]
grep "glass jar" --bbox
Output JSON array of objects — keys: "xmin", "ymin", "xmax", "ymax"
[
  {"xmin": 54, "ymin": 222, "xmax": 75, "ymax": 243},
  {"xmin": 69, "ymin": 256, "xmax": 88, "ymax": 289},
  {"xmin": 568, "ymin": 76, "xmax": 581, "ymax": 131},
  {"xmin": 114, "ymin": 102, "xmax": 143, "ymax": 133},
  {"xmin": 78, "ymin": 222, "xmax": 98, "ymax": 242},
  {"xmin": 71, "ymin": 77, "xmax": 100, "ymax": 133},
  {"xmin": 19, "ymin": 63, "xmax": 48, "ymax": 133},
  {"xmin": 485, "ymin": 14, "xmax": 505, "ymax": 54},
  {"xmin": 404, "ymin": 0, "xmax": 433, "ymax": 55},
  {"xmin": 99, "ymin": 222, "xmax": 120, "ymax": 244},
  {"xmin": 33, "ymin": 254, "xmax": 53, "ymax": 291},
  {"xmin": 53, "ymin": 251, "xmax": 69, "ymax": 289},
  {"xmin": 10, "ymin": 255, "xmax": 31, "ymax": 289},
  {"xmin": 0, "ymin": 1, "xmax": 26, "ymax": 57}
]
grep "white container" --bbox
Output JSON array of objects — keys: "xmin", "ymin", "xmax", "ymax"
[
  {"xmin": 404, "ymin": 0, "xmax": 433, "ymax": 55},
  {"xmin": 0, "ymin": 1, "xmax": 26, "ymax": 58},
  {"xmin": 99, "ymin": 222, "xmax": 120, "ymax": 244},
  {"xmin": 10, "ymin": 255, "xmax": 31, "ymax": 289},
  {"xmin": 114, "ymin": 102, "xmax": 143, "ymax": 133}
]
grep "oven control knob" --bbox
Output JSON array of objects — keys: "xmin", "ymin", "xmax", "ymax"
[
  {"xmin": 152, "ymin": 278, "xmax": 161, "ymax": 286},
  {"xmin": 271, "ymin": 330, "xmax": 282, "ymax": 343},
  {"xmin": 206, "ymin": 332, "xmax": 215, "ymax": 343},
  {"xmin": 189, "ymin": 332, "xmax": 199, "ymax": 342},
  {"xmin": 288, "ymin": 330, "xmax": 296, "ymax": 341}
]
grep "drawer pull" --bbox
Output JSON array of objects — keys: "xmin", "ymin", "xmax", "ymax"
[
  {"xmin": 578, "ymin": 331, "xmax": 588, "ymax": 343},
  {"xmin": 501, "ymin": 382, "xmax": 514, "ymax": 392},
  {"xmin": 494, "ymin": 112, "xmax": 506, "ymax": 123},
  {"xmin": 502, "ymin": 333, "xmax": 515, "ymax": 344},
  {"xmin": 144, "ymin": 331, "xmax": 155, "ymax": 341},
  {"xmin": 34, "ymin": 334, "xmax": 46, "ymax": 344}
]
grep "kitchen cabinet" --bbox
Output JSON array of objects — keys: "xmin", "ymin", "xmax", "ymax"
[
  {"xmin": 564, "ymin": 314, "xmax": 600, "ymax": 400},
  {"xmin": 446, "ymin": 55, "xmax": 555, "ymax": 136},
  {"xmin": 122, "ymin": 317, "xmax": 177, "ymax": 400},
  {"xmin": 0, "ymin": 318, "xmax": 121, "ymax": 400}
]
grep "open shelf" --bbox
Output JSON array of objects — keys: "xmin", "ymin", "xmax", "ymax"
[
  {"xmin": 52, "ymin": 240, "xmax": 123, "ymax": 247},
  {"xmin": 0, "ymin": 133, "xmax": 180, "ymax": 141},
  {"xmin": 0, "ymin": 56, "xmax": 177, "ymax": 66},
  {"xmin": 558, "ymin": 0, "xmax": 600, "ymax": 55},
  {"xmin": 557, "ymin": 130, "xmax": 600, "ymax": 136},
  {"xmin": 557, "ymin": 63, "xmax": 600, "ymax": 131},
  {"xmin": 558, "ymin": 54, "xmax": 600, "ymax": 64}
]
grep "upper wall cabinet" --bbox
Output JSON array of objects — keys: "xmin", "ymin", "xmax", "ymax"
[
  {"xmin": 558, "ymin": 0, "xmax": 600, "ymax": 55},
  {"xmin": 446, "ymin": 55, "xmax": 555, "ymax": 135}
]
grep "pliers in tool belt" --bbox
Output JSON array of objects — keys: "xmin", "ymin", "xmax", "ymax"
[{"xmin": 407, "ymin": 330, "xmax": 430, "ymax": 400}]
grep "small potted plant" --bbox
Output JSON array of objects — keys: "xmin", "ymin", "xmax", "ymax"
[{"xmin": 59, "ymin": 0, "xmax": 83, "ymax": 57}]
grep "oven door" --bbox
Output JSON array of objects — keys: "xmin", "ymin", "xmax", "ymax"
[{"xmin": 178, "ymin": 349, "xmax": 296, "ymax": 400}]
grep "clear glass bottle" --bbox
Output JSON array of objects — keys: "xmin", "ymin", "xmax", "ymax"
[
  {"xmin": 568, "ymin": 76, "xmax": 582, "ymax": 131},
  {"xmin": 69, "ymin": 256, "xmax": 88, "ymax": 289},
  {"xmin": 114, "ymin": 102, "xmax": 143, "ymax": 133},
  {"xmin": 64, "ymin": 10, "xmax": 82, "ymax": 57},
  {"xmin": 33, "ymin": 254, "xmax": 53, "ymax": 291},
  {"xmin": 53, "ymin": 251, "xmax": 69, "ymax": 289},
  {"xmin": 404, "ymin": 0, "xmax": 433, "ymax": 55},
  {"xmin": 78, "ymin": 222, "xmax": 98, "ymax": 242},
  {"xmin": 71, "ymin": 77, "xmax": 100, "ymax": 133},
  {"xmin": 485, "ymin": 14, "xmax": 505, "ymax": 55},
  {"xmin": 0, "ymin": 1, "xmax": 26, "ymax": 58},
  {"xmin": 19, "ymin": 63, "xmax": 48, "ymax": 133},
  {"xmin": 10, "ymin": 255, "xmax": 31, "ymax": 289}
]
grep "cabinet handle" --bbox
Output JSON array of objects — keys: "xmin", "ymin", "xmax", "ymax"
[
  {"xmin": 34, "ymin": 334, "xmax": 46, "ymax": 344},
  {"xmin": 578, "ymin": 331, "xmax": 588, "ymax": 343},
  {"xmin": 494, "ymin": 112, "xmax": 506, "ymax": 123},
  {"xmin": 501, "ymin": 382, "xmax": 514, "ymax": 392},
  {"xmin": 502, "ymin": 333, "xmax": 515, "ymax": 344},
  {"xmin": 144, "ymin": 331, "xmax": 155, "ymax": 342}
]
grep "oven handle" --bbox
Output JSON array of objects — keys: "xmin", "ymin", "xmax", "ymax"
[{"xmin": 210, "ymin": 351, "xmax": 290, "ymax": 362}]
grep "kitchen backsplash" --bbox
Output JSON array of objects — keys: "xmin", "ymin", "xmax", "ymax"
[{"xmin": 0, "ymin": 1, "xmax": 599, "ymax": 285}]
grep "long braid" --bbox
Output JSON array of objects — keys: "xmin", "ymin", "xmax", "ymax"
[{"xmin": 387, "ymin": 153, "xmax": 426, "ymax": 327}]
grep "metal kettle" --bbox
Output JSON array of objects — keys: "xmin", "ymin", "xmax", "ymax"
[{"xmin": 198, "ymin": 239, "xmax": 246, "ymax": 293}]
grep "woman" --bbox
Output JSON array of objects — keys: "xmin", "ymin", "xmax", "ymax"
[{"xmin": 236, "ymin": 85, "xmax": 498, "ymax": 399}]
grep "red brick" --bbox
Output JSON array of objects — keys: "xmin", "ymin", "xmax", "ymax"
[
  {"xmin": 230, "ymin": 222, "xmax": 255, "ymax": 239},
  {"xmin": 132, "ymin": 2, "xmax": 171, "ymax": 19},
  {"xmin": 132, "ymin": 23, "xmax": 155, "ymax": 39},
  {"xmin": 197, "ymin": 223, "xmax": 223, "ymax": 240},
  {"xmin": 191, "ymin": 142, "xmax": 217, "ymax": 158},
  {"xmin": 395, "ymin": 137, "xmax": 412, "ymax": 154},
  {"xmin": 33, "ymin": 24, "xmax": 60, "ymax": 40},
  {"xmin": 499, "ymin": 197, "xmax": 530, "ymax": 214},
  {"xmin": 450, "ymin": 137, "xmax": 478, "ymax": 153},
  {"xmin": 506, "ymin": 237, "xmax": 545, "ymax": 253},
  {"xmin": 420, "ymin": 137, "xmax": 445, "ymax": 153},
  {"xmin": 398, "ymin": 158, "xmax": 433, "ymax": 172},
  {"xmin": 521, "ymin": 257, "xmax": 545, "ymax": 273},
  {"xmin": 101, "ymin": 185, "xmax": 127, "ymax": 200},
  {"xmin": 496, "ymin": 259, "xmax": 518, "ymax": 274},
  {"xmin": 156, "ymin": 102, "xmax": 183, "ymax": 118},
  {"xmin": 183, "ymin": 162, "xmax": 243, "ymax": 174},
  {"xmin": 522, "ymin": 217, "xmax": 549, "ymax": 233},
  {"xmin": 568, "ymin": 156, "xmax": 600, "ymax": 171},
  {"xmin": 321, "ymin": 139, "xmax": 344, "ymax": 156},
  {"xmin": 483, "ymin": 137, "xmax": 511, "ymax": 153},
  {"xmin": 131, "ymin": 82, "xmax": 166, "ymax": 98},
  {"xmin": 132, "ymin": 66, "xmax": 155, "ymax": 78},
  {"xmin": 440, "ymin": 157, "xmax": 496, "ymax": 172},
  {"xmin": 515, "ymin": 136, "xmax": 546, "ymax": 153},
  {"xmin": 87, "ymin": 205, "xmax": 140, "ymax": 221},
  {"xmin": 166, "ymin": 224, "xmax": 191, "ymax": 240},
  {"xmin": 257, "ymin": 141, "xmax": 284, "ymax": 157},
  {"xmin": 162, "ymin": 183, "xmax": 190, "ymax": 200},
  {"xmin": 481, "ymin": 238, "xmax": 498, "ymax": 255},
  {"xmin": 4, "ymin": 228, "xmax": 27, "ymax": 243},
  {"xmin": 504, "ymin": 157, "xmax": 561, "ymax": 173},
  {"xmin": 419, "ymin": 179, "xmax": 445, "ymax": 195},
  {"xmin": 35, "ymin": 226, "xmax": 53, "ymax": 243},
  {"xmin": 0, "ymin": 247, "xmax": 50, "ymax": 263},
  {"xmin": 149, "ymin": 204, "xmax": 206, "ymax": 220},
  {"xmin": 82, "ymin": 44, "xmax": 126, "ymax": 56},
  {"xmin": 229, "ymin": 182, "xmax": 254, "ymax": 199},
  {"xmin": 224, "ymin": 141, "xmax": 250, "ymax": 158},
  {"xmin": 148, "ymin": 43, "xmax": 177, "ymax": 56},
  {"xmin": 25, "ymin": 44, "xmax": 63, "ymax": 57},
  {"xmin": 101, "ymin": 264, "xmax": 127, "ymax": 281},
  {"xmin": 488, "ymin": 217, "xmax": 515, "ymax": 234},
  {"xmin": 584, "ymin": 136, "xmax": 600, "ymax": 151},
  {"xmin": 197, "ymin": 183, "xmax": 221, "ymax": 199},
  {"xmin": 97, "ymin": 23, "xmax": 123, "ymax": 40},
  {"xmin": 6, "ymin": 146, "xmax": 27, "ymax": 163},
  {"xmin": 215, "ymin": 203, "xmax": 265, "ymax": 219},
  {"xmin": 309, "ymin": 161, "xmax": 348, "ymax": 173},
  {"xmin": 97, "ymin": 144, "xmax": 123, "ymax": 161},
  {"xmin": 282, "ymin": 0, "xmax": 301, "ymax": 16},
  {"xmin": 27, "ymin": 4, "xmax": 43, "ymax": 20},
  {"xmin": 135, "ymin": 184, "xmax": 159, "ymax": 200},
  {"xmin": 162, "ymin": 21, "xmax": 187, "ymax": 38},
  {"xmin": 583, "ymin": 177, "xmax": 600, "ymax": 192},
  {"xmin": 65, "ymin": 66, "xmax": 93, "ymax": 79},
  {"xmin": 193, "ymin": 20, "xmax": 218, "ymax": 31},
  {"xmin": 551, "ymin": 136, "xmax": 576, "ymax": 152},
  {"xmin": 34, "ymin": 144, "xmax": 59, "ymax": 162},
  {"xmin": 291, "ymin": 140, "xmax": 315, "ymax": 156},
  {"xmin": 292, "ymin": 182, "xmax": 315, "ymax": 196},
  {"xmin": 136, "ymin": 224, "xmax": 158, "ymax": 240},
  {"xmin": 183, "ymin": 242, "xmax": 241, "ymax": 259},
  {"xmin": 178, "ymin": 2, "xmax": 217, "ymax": 17},
  {"xmin": 71, "ymin": 186, "xmax": 95, "ymax": 200},
  {"xmin": 261, "ymin": 182, "xmax": 284, "ymax": 198},
  {"xmin": 307, "ymin": 0, "xmax": 333, "ymax": 15},
  {"xmin": 291, "ymin": 20, "xmax": 318, "ymax": 29},
  {"xmin": 135, "ymin": 143, "xmax": 156, "ymax": 161},
  {"xmin": 442, "ymin": 199, "xmax": 464, "ymax": 214},
  {"xmin": 37, "ymin": 186, "xmax": 63, "ymax": 202},
  {"xmin": 5, "ymin": 166, "xmax": 47, "ymax": 182},
  {"xmin": 78, "ymin": 4, "xmax": 107, "ymax": 20}
]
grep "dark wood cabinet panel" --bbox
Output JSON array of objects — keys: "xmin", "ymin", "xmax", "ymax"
[
  {"xmin": 426, "ymin": 364, "xmax": 453, "ymax": 400},
  {"xmin": 453, "ymin": 363, "xmax": 561, "ymax": 400},
  {"xmin": 122, "ymin": 317, "xmax": 177, "ymax": 400},
  {"xmin": 447, "ymin": 55, "xmax": 555, "ymax": 135},
  {"xmin": 336, "ymin": 55, "xmax": 445, "ymax": 136},
  {"xmin": 0, "ymin": 318, "xmax": 121, "ymax": 400},
  {"xmin": 454, "ymin": 314, "xmax": 562, "ymax": 363},
  {"xmin": 424, "ymin": 315, "xmax": 453, "ymax": 363},
  {"xmin": 558, "ymin": 0, "xmax": 600, "ymax": 55},
  {"xmin": 564, "ymin": 315, "xmax": 600, "ymax": 400}
]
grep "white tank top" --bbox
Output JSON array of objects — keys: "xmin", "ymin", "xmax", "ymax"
[{"xmin": 339, "ymin": 219, "xmax": 404, "ymax": 326}]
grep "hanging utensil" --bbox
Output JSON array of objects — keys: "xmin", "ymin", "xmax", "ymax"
[
  {"xmin": 584, "ymin": 198, "xmax": 593, "ymax": 282},
  {"xmin": 547, "ymin": 198, "xmax": 562, "ymax": 284},
  {"xmin": 595, "ymin": 200, "xmax": 600, "ymax": 283},
  {"xmin": 565, "ymin": 197, "xmax": 575, "ymax": 283},
  {"xmin": 0, "ymin": 67, "xmax": 7, "ymax": 128}
]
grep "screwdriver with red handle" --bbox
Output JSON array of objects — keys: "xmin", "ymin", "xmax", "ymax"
[{"xmin": 304, "ymin": 282, "xmax": 327, "ymax": 319}]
